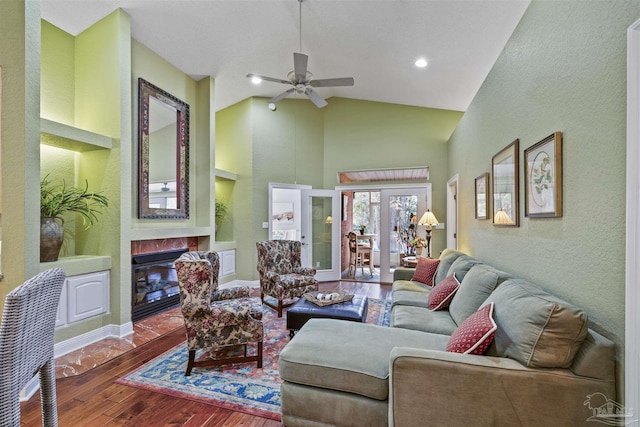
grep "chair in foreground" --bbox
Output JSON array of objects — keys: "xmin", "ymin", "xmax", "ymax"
[
  {"xmin": 256, "ymin": 240, "xmax": 319, "ymax": 317},
  {"xmin": 0, "ymin": 268, "xmax": 66, "ymax": 427},
  {"xmin": 174, "ymin": 251, "xmax": 263, "ymax": 376}
]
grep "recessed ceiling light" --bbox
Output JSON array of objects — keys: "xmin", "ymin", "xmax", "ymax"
[
  {"xmin": 415, "ymin": 58, "xmax": 428, "ymax": 68},
  {"xmin": 251, "ymin": 76, "xmax": 262, "ymax": 84}
]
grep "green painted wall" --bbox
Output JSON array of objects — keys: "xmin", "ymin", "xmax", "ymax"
[
  {"xmin": 41, "ymin": 20, "xmax": 74, "ymax": 125},
  {"xmin": 447, "ymin": 0, "xmax": 637, "ymax": 372},
  {"xmin": 324, "ymin": 98, "xmax": 463, "ymax": 255},
  {"xmin": 216, "ymin": 97, "xmax": 462, "ymax": 279},
  {"xmin": 0, "ymin": 0, "xmax": 41, "ymax": 310}
]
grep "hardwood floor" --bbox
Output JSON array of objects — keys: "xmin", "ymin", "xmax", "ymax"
[{"xmin": 20, "ymin": 281, "xmax": 391, "ymax": 426}]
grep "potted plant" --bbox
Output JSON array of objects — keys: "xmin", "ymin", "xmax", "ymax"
[
  {"xmin": 411, "ymin": 237, "xmax": 427, "ymax": 256},
  {"xmin": 40, "ymin": 175, "xmax": 109, "ymax": 262},
  {"xmin": 215, "ymin": 200, "xmax": 229, "ymax": 236}
]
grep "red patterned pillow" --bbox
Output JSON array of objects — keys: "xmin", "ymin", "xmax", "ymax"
[
  {"xmin": 428, "ymin": 273, "xmax": 460, "ymax": 311},
  {"xmin": 446, "ymin": 302, "xmax": 497, "ymax": 355},
  {"xmin": 411, "ymin": 257, "xmax": 440, "ymax": 286}
]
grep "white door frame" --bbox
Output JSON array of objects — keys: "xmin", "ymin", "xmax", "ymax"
[
  {"xmin": 336, "ymin": 183, "xmax": 432, "ymax": 282},
  {"xmin": 626, "ymin": 18, "xmax": 640, "ymax": 416},
  {"xmin": 447, "ymin": 174, "xmax": 459, "ymax": 250}
]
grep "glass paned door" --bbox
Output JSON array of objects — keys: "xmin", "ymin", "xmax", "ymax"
[
  {"xmin": 379, "ymin": 188, "xmax": 428, "ymax": 282},
  {"xmin": 301, "ymin": 189, "xmax": 341, "ymax": 281}
]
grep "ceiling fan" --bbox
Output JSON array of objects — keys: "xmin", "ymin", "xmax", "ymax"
[{"xmin": 246, "ymin": 0, "xmax": 354, "ymax": 108}]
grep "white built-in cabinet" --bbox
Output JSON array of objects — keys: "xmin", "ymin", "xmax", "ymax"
[
  {"xmin": 55, "ymin": 270, "xmax": 110, "ymax": 328},
  {"xmin": 219, "ymin": 249, "xmax": 236, "ymax": 278}
]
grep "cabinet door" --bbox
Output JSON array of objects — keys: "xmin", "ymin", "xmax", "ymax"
[
  {"xmin": 67, "ymin": 271, "xmax": 110, "ymax": 323},
  {"xmin": 221, "ymin": 250, "xmax": 236, "ymax": 277}
]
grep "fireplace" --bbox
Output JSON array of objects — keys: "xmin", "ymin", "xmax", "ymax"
[{"xmin": 131, "ymin": 248, "xmax": 188, "ymax": 322}]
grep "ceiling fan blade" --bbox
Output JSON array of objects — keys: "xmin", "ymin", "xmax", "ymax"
[
  {"xmin": 309, "ymin": 77, "xmax": 355, "ymax": 88},
  {"xmin": 246, "ymin": 73, "xmax": 291, "ymax": 85},
  {"xmin": 293, "ymin": 52, "xmax": 308, "ymax": 82},
  {"xmin": 269, "ymin": 88, "xmax": 295, "ymax": 103},
  {"xmin": 304, "ymin": 87, "xmax": 328, "ymax": 108}
]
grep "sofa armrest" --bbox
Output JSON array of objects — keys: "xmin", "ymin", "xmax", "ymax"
[
  {"xmin": 388, "ymin": 347, "xmax": 616, "ymax": 427},
  {"xmin": 393, "ymin": 267, "xmax": 415, "ymax": 282}
]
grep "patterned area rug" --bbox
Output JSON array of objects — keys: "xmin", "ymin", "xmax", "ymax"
[{"xmin": 116, "ymin": 298, "xmax": 391, "ymax": 421}]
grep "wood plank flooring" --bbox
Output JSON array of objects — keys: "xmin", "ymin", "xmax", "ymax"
[{"xmin": 20, "ymin": 281, "xmax": 391, "ymax": 426}]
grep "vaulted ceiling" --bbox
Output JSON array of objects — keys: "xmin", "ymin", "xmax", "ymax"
[{"xmin": 41, "ymin": 0, "xmax": 530, "ymax": 112}]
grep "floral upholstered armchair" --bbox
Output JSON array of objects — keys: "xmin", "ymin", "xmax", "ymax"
[
  {"xmin": 174, "ymin": 251, "xmax": 263, "ymax": 376},
  {"xmin": 256, "ymin": 240, "xmax": 319, "ymax": 317}
]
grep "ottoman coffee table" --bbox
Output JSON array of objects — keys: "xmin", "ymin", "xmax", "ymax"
[{"xmin": 286, "ymin": 294, "xmax": 368, "ymax": 337}]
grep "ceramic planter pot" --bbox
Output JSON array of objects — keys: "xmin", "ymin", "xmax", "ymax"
[{"xmin": 40, "ymin": 216, "xmax": 64, "ymax": 262}]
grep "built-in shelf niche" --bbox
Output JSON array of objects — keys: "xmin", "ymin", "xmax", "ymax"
[
  {"xmin": 214, "ymin": 168, "xmax": 237, "ymax": 181},
  {"xmin": 40, "ymin": 118, "xmax": 113, "ymax": 152}
]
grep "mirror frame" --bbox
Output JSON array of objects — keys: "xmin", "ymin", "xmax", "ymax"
[{"xmin": 137, "ymin": 78, "xmax": 190, "ymax": 219}]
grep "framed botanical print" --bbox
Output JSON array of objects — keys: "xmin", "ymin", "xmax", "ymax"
[
  {"xmin": 492, "ymin": 139, "xmax": 519, "ymax": 227},
  {"xmin": 475, "ymin": 173, "xmax": 489, "ymax": 220},
  {"xmin": 525, "ymin": 132, "xmax": 563, "ymax": 218}
]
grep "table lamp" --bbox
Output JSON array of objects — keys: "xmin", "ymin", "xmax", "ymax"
[
  {"xmin": 493, "ymin": 209, "xmax": 514, "ymax": 225},
  {"xmin": 418, "ymin": 210, "xmax": 439, "ymax": 258}
]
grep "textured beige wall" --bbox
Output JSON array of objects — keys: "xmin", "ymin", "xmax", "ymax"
[{"xmin": 448, "ymin": 0, "xmax": 638, "ymax": 367}]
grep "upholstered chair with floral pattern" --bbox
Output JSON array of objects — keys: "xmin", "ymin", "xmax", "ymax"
[
  {"xmin": 256, "ymin": 240, "xmax": 319, "ymax": 317},
  {"xmin": 175, "ymin": 251, "xmax": 263, "ymax": 376}
]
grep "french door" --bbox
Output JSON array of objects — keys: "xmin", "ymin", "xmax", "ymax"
[
  {"xmin": 379, "ymin": 187, "xmax": 429, "ymax": 282},
  {"xmin": 300, "ymin": 189, "xmax": 341, "ymax": 281}
]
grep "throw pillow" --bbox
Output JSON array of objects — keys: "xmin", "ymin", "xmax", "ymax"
[
  {"xmin": 446, "ymin": 302, "xmax": 497, "ymax": 355},
  {"xmin": 411, "ymin": 257, "xmax": 440, "ymax": 286},
  {"xmin": 428, "ymin": 273, "xmax": 460, "ymax": 311}
]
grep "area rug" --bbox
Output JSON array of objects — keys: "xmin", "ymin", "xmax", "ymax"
[{"xmin": 116, "ymin": 298, "xmax": 391, "ymax": 421}]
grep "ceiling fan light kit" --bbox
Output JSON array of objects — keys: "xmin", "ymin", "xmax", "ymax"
[{"xmin": 246, "ymin": 0, "xmax": 354, "ymax": 108}]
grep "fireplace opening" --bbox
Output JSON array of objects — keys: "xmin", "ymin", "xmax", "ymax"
[{"xmin": 131, "ymin": 248, "xmax": 188, "ymax": 322}]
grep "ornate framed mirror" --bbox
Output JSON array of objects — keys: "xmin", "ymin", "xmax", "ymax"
[{"xmin": 137, "ymin": 78, "xmax": 190, "ymax": 219}]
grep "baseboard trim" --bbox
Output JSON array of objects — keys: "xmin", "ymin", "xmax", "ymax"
[{"xmin": 20, "ymin": 322, "xmax": 134, "ymax": 401}]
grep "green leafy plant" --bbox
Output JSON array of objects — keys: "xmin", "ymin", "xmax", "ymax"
[
  {"xmin": 40, "ymin": 175, "xmax": 109, "ymax": 228},
  {"xmin": 215, "ymin": 200, "xmax": 229, "ymax": 226},
  {"xmin": 410, "ymin": 237, "xmax": 427, "ymax": 248}
]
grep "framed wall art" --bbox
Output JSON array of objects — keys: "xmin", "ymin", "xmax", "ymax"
[
  {"xmin": 475, "ymin": 173, "xmax": 489, "ymax": 219},
  {"xmin": 525, "ymin": 131, "xmax": 563, "ymax": 218},
  {"xmin": 492, "ymin": 139, "xmax": 519, "ymax": 227}
]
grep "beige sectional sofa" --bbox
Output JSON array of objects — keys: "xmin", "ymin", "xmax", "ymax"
[{"xmin": 279, "ymin": 249, "xmax": 617, "ymax": 426}]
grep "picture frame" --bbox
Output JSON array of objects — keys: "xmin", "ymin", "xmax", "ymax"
[
  {"xmin": 475, "ymin": 173, "xmax": 489, "ymax": 219},
  {"xmin": 525, "ymin": 132, "xmax": 563, "ymax": 218},
  {"xmin": 492, "ymin": 139, "xmax": 519, "ymax": 227}
]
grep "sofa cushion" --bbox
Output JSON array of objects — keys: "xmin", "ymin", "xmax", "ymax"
[
  {"xmin": 447, "ymin": 302, "xmax": 497, "ymax": 354},
  {"xmin": 449, "ymin": 264, "xmax": 511, "ymax": 326},
  {"xmin": 392, "ymin": 280, "xmax": 431, "ymax": 294},
  {"xmin": 447, "ymin": 255, "xmax": 481, "ymax": 282},
  {"xmin": 433, "ymin": 249, "xmax": 466, "ymax": 286},
  {"xmin": 411, "ymin": 258, "xmax": 439, "ymax": 286},
  {"xmin": 392, "ymin": 289, "xmax": 431, "ymax": 309},
  {"xmin": 391, "ymin": 305, "xmax": 458, "ymax": 335},
  {"xmin": 429, "ymin": 274, "xmax": 460, "ymax": 311},
  {"xmin": 483, "ymin": 279, "xmax": 589, "ymax": 368},
  {"xmin": 279, "ymin": 319, "xmax": 449, "ymax": 401}
]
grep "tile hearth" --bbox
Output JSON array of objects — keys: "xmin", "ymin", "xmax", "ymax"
[
  {"xmin": 54, "ymin": 280, "xmax": 261, "ymax": 378},
  {"xmin": 55, "ymin": 306, "xmax": 184, "ymax": 378}
]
